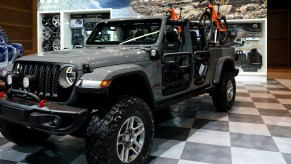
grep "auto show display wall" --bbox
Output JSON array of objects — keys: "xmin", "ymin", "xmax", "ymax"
[
  {"xmin": 37, "ymin": 9, "xmax": 111, "ymax": 52},
  {"xmin": 0, "ymin": 0, "xmax": 37, "ymax": 55},
  {"xmin": 228, "ymin": 19, "xmax": 267, "ymax": 82}
]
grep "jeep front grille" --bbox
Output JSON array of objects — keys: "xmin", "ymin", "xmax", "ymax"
[{"xmin": 12, "ymin": 62, "xmax": 75, "ymax": 102}]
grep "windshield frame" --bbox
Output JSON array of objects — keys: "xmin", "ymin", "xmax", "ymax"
[{"xmin": 86, "ymin": 18, "xmax": 164, "ymax": 46}]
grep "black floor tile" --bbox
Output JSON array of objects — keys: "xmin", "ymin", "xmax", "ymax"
[
  {"xmin": 251, "ymin": 97, "xmax": 280, "ymax": 103},
  {"xmin": 282, "ymin": 153, "xmax": 291, "ymax": 164},
  {"xmin": 0, "ymin": 159, "xmax": 16, "ymax": 164},
  {"xmin": 230, "ymin": 133, "xmax": 279, "ymax": 152},
  {"xmin": 193, "ymin": 119, "xmax": 229, "ymax": 132},
  {"xmin": 258, "ymin": 109, "xmax": 291, "ymax": 117},
  {"xmin": 267, "ymin": 125, "xmax": 291, "ymax": 138},
  {"xmin": 236, "ymin": 92, "xmax": 250, "ymax": 97},
  {"xmin": 283, "ymin": 104, "xmax": 291, "ymax": 110},
  {"xmin": 181, "ymin": 142, "xmax": 231, "ymax": 164},
  {"xmin": 228, "ymin": 113, "xmax": 264, "ymax": 124},
  {"xmin": 234, "ymin": 101, "xmax": 256, "ymax": 108},
  {"xmin": 155, "ymin": 126, "xmax": 190, "ymax": 141},
  {"xmin": 273, "ymin": 94, "xmax": 291, "ymax": 99},
  {"xmin": 267, "ymin": 88, "xmax": 290, "ymax": 91},
  {"xmin": 248, "ymin": 90, "xmax": 270, "ymax": 94}
]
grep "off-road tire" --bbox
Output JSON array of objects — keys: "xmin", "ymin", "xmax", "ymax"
[
  {"xmin": 85, "ymin": 96, "xmax": 154, "ymax": 164},
  {"xmin": 212, "ymin": 71, "xmax": 236, "ymax": 112},
  {"xmin": 0, "ymin": 120, "xmax": 50, "ymax": 146},
  {"xmin": 199, "ymin": 11, "xmax": 214, "ymax": 43}
]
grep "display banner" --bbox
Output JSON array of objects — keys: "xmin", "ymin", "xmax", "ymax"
[
  {"xmin": 37, "ymin": 0, "xmax": 138, "ymax": 18},
  {"xmin": 38, "ymin": 0, "xmax": 267, "ymax": 19}
]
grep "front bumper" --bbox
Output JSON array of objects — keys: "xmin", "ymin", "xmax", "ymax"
[{"xmin": 0, "ymin": 96, "xmax": 88, "ymax": 135}]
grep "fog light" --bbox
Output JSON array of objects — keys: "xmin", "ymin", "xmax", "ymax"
[
  {"xmin": 23, "ymin": 75, "xmax": 37, "ymax": 89},
  {"xmin": 23, "ymin": 76, "xmax": 29, "ymax": 88},
  {"xmin": 6, "ymin": 74, "xmax": 12, "ymax": 85},
  {"xmin": 53, "ymin": 117, "xmax": 59, "ymax": 125},
  {"xmin": 151, "ymin": 49, "xmax": 157, "ymax": 57}
]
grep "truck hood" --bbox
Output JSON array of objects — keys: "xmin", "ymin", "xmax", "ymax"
[{"xmin": 17, "ymin": 47, "xmax": 149, "ymax": 70}]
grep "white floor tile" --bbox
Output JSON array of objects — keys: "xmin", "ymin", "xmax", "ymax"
[
  {"xmin": 263, "ymin": 84, "xmax": 285, "ymax": 89},
  {"xmin": 231, "ymin": 147, "xmax": 286, "ymax": 164},
  {"xmin": 196, "ymin": 111, "xmax": 229, "ymax": 121},
  {"xmin": 262, "ymin": 116, "xmax": 291, "ymax": 127},
  {"xmin": 254, "ymin": 102, "xmax": 287, "ymax": 110},
  {"xmin": 187, "ymin": 129, "xmax": 230, "ymax": 146},
  {"xmin": 269, "ymin": 91, "xmax": 291, "ymax": 95},
  {"xmin": 249, "ymin": 93, "xmax": 275, "ymax": 98},
  {"xmin": 278, "ymin": 99, "xmax": 291, "ymax": 104},
  {"xmin": 159, "ymin": 117, "xmax": 195, "ymax": 128},
  {"xmin": 236, "ymin": 89, "xmax": 248, "ymax": 93},
  {"xmin": 245, "ymin": 86, "xmax": 267, "ymax": 91},
  {"xmin": 276, "ymin": 79, "xmax": 291, "ymax": 90},
  {"xmin": 229, "ymin": 106, "xmax": 260, "ymax": 115},
  {"xmin": 236, "ymin": 97, "xmax": 253, "ymax": 102},
  {"xmin": 273, "ymin": 137, "xmax": 291, "ymax": 154},
  {"xmin": 151, "ymin": 138, "xmax": 186, "ymax": 159},
  {"xmin": 178, "ymin": 159, "xmax": 211, "ymax": 164},
  {"xmin": 229, "ymin": 122, "xmax": 271, "ymax": 136},
  {"xmin": 243, "ymin": 81, "xmax": 262, "ymax": 85}
]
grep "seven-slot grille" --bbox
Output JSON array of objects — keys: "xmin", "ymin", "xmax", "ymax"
[{"xmin": 15, "ymin": 62, "xmax": 61, "ymax": 100}]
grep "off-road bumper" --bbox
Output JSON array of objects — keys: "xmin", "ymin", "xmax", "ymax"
[{"xmin": 0, "ymin": 95, "xmax": 88, "ymax": 135}]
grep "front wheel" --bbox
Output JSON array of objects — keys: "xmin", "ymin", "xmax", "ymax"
[
  {"xmin": 199, "ymin": 11, "xmax": 214, "ymax": 43},
  {"xmin": 85, "ymin": 96, "xmax": 154, "ymax": 164},
  {"xmin": 212, "ymin": 70, "xmax": 236, "ymax": 112}
]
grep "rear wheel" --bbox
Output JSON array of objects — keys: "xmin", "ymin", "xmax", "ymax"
[
  {"xmin": 0, "ymin": 120, "xmax": 50, "ymax": 146},
  {"xmin": 212, "ymin": 70, "xmax": 236, "ymax": 112},
  {"xmin": 218, "ymin": 15, "xmax": 228, "ymax": 45},
  {"xmin": 85, "ymin": 96, "xmax": 154, "ymax": 164},
  {"xmin": 199, "ymin": 11, "xmax": 214, "ymax": 43}
]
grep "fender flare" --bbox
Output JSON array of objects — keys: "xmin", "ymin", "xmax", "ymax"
[
  {"xmin": 75, "ymin": 64, "xmax": 155, "ymax": 107},
  {"xmin": 212, "ymin": 56, "xmax": 235, "ymax": 84}
]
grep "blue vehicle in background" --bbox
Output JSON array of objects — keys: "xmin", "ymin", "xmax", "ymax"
[{"xmin": 0, "ymin": 27, "xmax": 24, "ymax": 78}]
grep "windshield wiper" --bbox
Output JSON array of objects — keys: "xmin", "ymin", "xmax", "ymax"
[{"xmin": 119, "ymin": 30, "xmax": 160, "ymax": 45}]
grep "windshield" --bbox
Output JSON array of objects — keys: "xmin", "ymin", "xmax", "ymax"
[{"xmin": 86, "ymin": 19, "xmax": 162, "ymax": 45}]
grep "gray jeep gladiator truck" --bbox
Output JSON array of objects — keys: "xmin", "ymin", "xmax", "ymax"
[{"xmin": 0, "ymin": 16, "xmax": 238, "ymax": 164}]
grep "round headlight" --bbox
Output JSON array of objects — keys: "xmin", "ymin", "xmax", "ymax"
[
  {"xmin": 23, "ymin": 76, "xmax": 29, "ymax": 88},
  {"xmin": 59, "ymin": 66, "xmax": 77, "ymax": 88},
  {"xmin": 6, "ymin": 74, "xmax": 12, "ymax": 85},
  {"xmin": 14, "ymin": 63, "xmax": 22, "ymax": 73}
]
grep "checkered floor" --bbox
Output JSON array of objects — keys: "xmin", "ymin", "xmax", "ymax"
[{"xmin": 0, "ymin": 79, "xmax": 291, "ymax": 164}]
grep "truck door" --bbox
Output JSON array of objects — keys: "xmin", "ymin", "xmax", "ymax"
[
  {"xmin": 162, "ymin": 30, "xmax": 192, "ymax": 95},
  {"xmin": 193, "ymin": 51, "xmax": 211, "ymax": 85}
]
